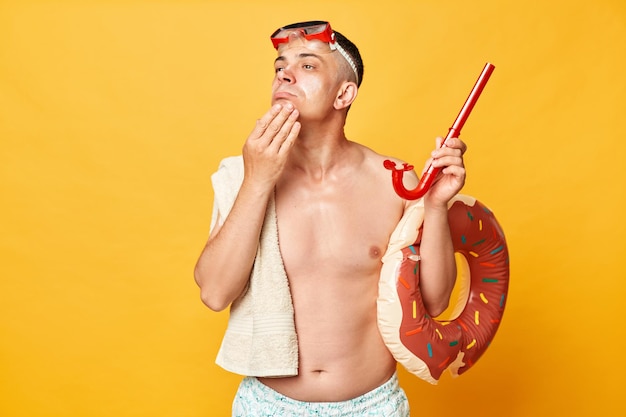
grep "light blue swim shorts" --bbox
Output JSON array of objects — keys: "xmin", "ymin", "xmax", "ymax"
[{"xmin": 232, "ymin": 372, "xmax": 410, "ymax": 416}]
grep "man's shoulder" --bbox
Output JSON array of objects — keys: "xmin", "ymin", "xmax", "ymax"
[
  {"xmin": 352, "ymin": 142, "xmax": 408, "ymax": 171},
  {"xmin": 355, "ymin": 145, "xmax": 419, "ymax": 195}
]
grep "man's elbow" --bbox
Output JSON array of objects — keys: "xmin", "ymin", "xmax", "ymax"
[
  {"xmin": 194, "ymin": 267, "xmax": 230, "ymax": 312},
  {"xmin": 420, "ymin": 283, "xmax": 454, "ymax": 318},
  {"xmin": 428, "ymin": 273, "xmax": 456, "ymax": 318},
  {"xmin": 199, "ymin": 289, "xmax": 230, "ymax": 312},
  {"xmin": 425, "ymin": 299, "xmax": 450, "ymax": 318}
]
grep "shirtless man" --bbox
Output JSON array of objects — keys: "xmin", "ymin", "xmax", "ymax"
[{"xmin": 194, "ymin": 21, "xmax": 467, "ymax": 416}]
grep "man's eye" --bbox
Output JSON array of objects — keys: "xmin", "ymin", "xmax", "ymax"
[
  {"xmin": 275, "ymin": 67, "xmax": 284, "ymax": 73},
  {"xmin": 303, "ymin": 64, "xmax": 314, "ymax": 70}
]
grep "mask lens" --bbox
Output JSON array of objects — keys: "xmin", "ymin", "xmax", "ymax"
[
  {"xmin": 271, "ymin": 21, "xmax": 333, "ymax": 49},
  {"xmin": 269, "ymin": 20, "xmax": 359, "ymax": 84},
  {"xmin": 302, "ymin": 24, "xmax": 326, "ymax": 35}
]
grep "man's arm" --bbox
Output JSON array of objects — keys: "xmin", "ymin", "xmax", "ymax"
[
  {"xmin": 194, "ymin": 103, "xmax": 300, "ymax": 311},
  {"xmin": 417, "ymin": 137, "xmax": 467, "ymax": 317}
]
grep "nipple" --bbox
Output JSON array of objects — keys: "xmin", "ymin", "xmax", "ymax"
[{"xmin": 369, "ymin": 246, "xmax": 382, "ymax": 259}]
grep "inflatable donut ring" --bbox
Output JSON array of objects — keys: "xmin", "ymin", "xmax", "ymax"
[{"xmin": 378, "ymin": 194, "xmax": 509, "ymax": 384}]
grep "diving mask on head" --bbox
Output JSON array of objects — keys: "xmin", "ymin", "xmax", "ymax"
[{"xmin": 270, "ymin": 20, "xmax": 359, "ymax": 85}]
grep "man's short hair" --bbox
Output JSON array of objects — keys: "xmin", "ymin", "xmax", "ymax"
[{"xmin": 334, "ymin": 31, "xmax": 364, "ymax": 88}]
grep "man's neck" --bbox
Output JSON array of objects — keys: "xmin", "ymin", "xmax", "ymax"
[{"xmin": 286, "ymin": 121, "xmax": 352, "ymax": 178}]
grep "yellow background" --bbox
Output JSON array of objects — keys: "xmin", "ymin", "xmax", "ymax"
[{"xmin": 1, "ymin": 0, "xmax": 624, "ymax": 416}]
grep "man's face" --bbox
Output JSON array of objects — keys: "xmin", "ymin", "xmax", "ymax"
[{"xmin": 271, "ymin": 35, "xmax": 344, "ymax": 122}]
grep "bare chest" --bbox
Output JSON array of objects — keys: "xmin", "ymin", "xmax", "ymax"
[{"xmin": 275, "ymin": 183, "xmax": 403, "ymax": 279}]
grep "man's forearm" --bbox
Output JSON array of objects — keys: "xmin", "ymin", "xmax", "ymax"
[
  {"xmin": 194, "ymin": 181, "xmax": 273, "ymax": 311},
  {"xmin": 418, "ymin": 202, "xmax": 456, "ymax": 317}
]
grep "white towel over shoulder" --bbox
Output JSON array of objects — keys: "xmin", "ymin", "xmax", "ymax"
[{"xmin": 211, "ymin": 156, "xmax": 299, "ymax": 377}]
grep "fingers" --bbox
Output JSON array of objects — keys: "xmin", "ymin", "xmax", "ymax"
[
  {"xmin": 277, "ymin": 117, "xmax": 300, "ymax": 156},
  {"xmin": 269, "ymin": 107, "xmax": 300, "ymax": 154},
  {"xmin": 252, "ymin": 103, "xmax": 299, "ymax": 149},
  {"xmin": 440, "ymin": 164, "xmax": 466, "ymax": 180},
  {"xmin": 242, "ymin": 104, "xmax": 300, "ymax": 189},
  {"xmin": 431, "ymin": 136, "xmax": 466, "ymax": 168},
  {"xmin": 439, "ymin": 136, "xmax": 467, "ymax": 154},
  {"xmin": 430, "ymin": 152, "xmax": 464, "ymax": 170},
  {"xmin": 251, "ymin": 104, "xmax": 282, "ymax": 138},
  {"xmin": 423, "ymin": 137, "xmax": 468, "ymax": 205}
]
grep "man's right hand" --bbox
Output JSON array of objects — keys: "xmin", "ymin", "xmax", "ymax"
[
  {"xmin": 194, "ymin": 103, "xmax": 300, "ymax": 311},
  {"xmin": 242, "ymin": 103, "xmax": 300, "ymax": 189}
]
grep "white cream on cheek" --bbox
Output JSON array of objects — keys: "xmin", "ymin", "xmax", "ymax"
[{"xmin": 272, "ymin": 41, "xmax": 342, "ymax": 118}]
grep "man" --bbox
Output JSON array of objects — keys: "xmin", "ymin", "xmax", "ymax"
[{"xmin": 195, "ymin": 21, "xmax": 467, "ymax": 416}]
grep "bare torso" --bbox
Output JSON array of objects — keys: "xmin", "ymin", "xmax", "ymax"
[{"xmin": 259, "ymin": 142, "xmax": 406, "ymax": 401}]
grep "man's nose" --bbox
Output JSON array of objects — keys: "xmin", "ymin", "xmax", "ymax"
[{"xmin": 277, "ymin": 67, "xmax": 294, "ymax": 84}]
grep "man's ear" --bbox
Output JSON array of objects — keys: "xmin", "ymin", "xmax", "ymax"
[{"xmin": 334, "ymin": 82, "xmax": 358, "ymax": 110}]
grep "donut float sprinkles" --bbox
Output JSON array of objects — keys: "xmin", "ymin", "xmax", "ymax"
[{"xmin": 378, "ymin": 195, "xmax": 509, "ymax": 384}]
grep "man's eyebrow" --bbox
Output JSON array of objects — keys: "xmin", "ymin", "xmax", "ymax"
[
  {"xmin": 274, "ymin": 53, "xmax": 324, "ymax": 64},
  {"xmin": 297, "ymin": 53, "xmax": 323, "ymax": 60}
]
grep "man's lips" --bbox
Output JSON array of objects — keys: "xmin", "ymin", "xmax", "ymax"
[{"xmin": 273, "ymin": 91, "xmax": 296, "ymax": 100}]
